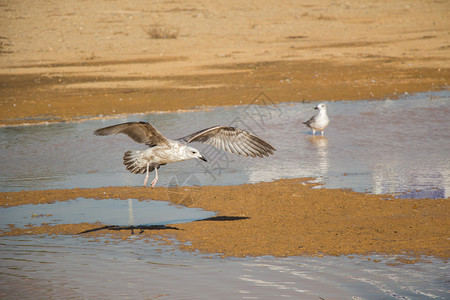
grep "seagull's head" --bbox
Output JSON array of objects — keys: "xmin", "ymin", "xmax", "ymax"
[
  {"xmin": 185, "ymin": 146, "xmax": 208, "ymax": 162},
  {"xmin": 315, "ymin": 103, "xmax": 326, "ymax": 111}
]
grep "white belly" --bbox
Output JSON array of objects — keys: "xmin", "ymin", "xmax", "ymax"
[{"xmin": 142, "ymin": 143, "xmax": 188, "ymax": 164}]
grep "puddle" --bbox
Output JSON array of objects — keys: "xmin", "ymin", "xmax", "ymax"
[
  {"xmin": 0, "ymin": 236, "xmax": 448, "ymax": 299},
  {"xmin": 0, "ymin": 198, "xmax": 215, "ymax": 230},
  {"xmin": 0, "ymin": 90, "xmax": 449, "ymax": 198}
]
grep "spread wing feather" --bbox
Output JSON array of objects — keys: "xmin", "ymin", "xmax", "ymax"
[
  {"xmin": 93, "ymin": 122, "xmax": 170, "ymax": 147},
  {"xmin": 178, "ymin": 126, "xmax": 275, "ymax": 157}
]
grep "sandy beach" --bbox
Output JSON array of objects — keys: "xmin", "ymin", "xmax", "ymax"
[
  {"xmin": 1, "ymin": 180, "xmax": 449, "ymax": 259},
  {"xmin": 0, "ymin": 0, "xmax": 449, "ymax": 260},
  {"xmin": 1, "ymin": 0, "xmax": 448, "ymax": 126}
]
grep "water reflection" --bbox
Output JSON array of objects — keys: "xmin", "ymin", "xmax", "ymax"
[
  {"xmin": 0, "ymin": 91, "xmax": 449, "ymax": 198},
  {"xmin": 0, "ymin": 198, "xmax": 215, "ymax": 229},
  {"xmin": 444, "ymin": 168, "xmax": 450, "ymax": 199},
  {"xmin": 128, "ymin": 198, "xmax": 134, "ymax": 226},
  {"xmin": 307, "ymin": 136, "xmax": 329, "ymax": 179},
  {"xmin": 0, "ymin": 236, "xmax": 448, "ymax": 299},
  {"xmin": 1, "ymin": 92, "xmax": 449, "ymax": 298}
]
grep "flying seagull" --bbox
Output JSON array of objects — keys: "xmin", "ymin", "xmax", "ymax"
[
  {"xmin": 94, "ymin": 122, "xmax": 276, "ymax": 187},
  {"xmin": 303, "ymin": 103, "xmax": 329, "ymax": 136}
]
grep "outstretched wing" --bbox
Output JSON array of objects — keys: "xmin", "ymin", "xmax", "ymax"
[
  {"xmin": 179, "ymin": 126, "xmax": 276, "ymax": 157},
  {"xmin": 94, "ymin": 121, "xmax": 170, "ymax": 147}
]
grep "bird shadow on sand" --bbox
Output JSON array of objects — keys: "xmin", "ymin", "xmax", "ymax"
[
  {"xmin": 78, "ymin": 224, "xmax": 180, "ymax": 235},
  {"xmin": 195, "ymin": 216, "xmax": 250, "ymax": 222},
  {"xmin": 77, "ymin": 216, "xmax": 249, "ymax": 235}
]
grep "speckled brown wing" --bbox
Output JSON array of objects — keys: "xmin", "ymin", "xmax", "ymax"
[
  {"xmin": 94, "ymin": 121, "xmax": 170, "ymax": 147},
  {"xmin": 179, "ymin": 125, "xmax": 276, "ymax": 157}
]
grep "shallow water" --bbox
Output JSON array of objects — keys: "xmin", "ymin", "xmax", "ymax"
[
  {"xmin": 1, "ymin": 91, "xmax": 449, "ymax": 298},
  {"xmin": 0, "ymin": 198, "xmax": 215, "ymax": 230},
  {"xmin": 0, "ymin": 236, "xmax": 448, "ymax": 299},
  {"xmin": 1, "ymin": 91, "xmax": 449, "ymax": 198}
]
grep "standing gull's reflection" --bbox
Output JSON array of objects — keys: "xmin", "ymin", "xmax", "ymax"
[
  {"xmin": 307, "ymin": 136, "xmax": 329, "ymax": 180},
  {"xmin": 128, "ymin": 199, "xmax": 134, "ymax": 227}
]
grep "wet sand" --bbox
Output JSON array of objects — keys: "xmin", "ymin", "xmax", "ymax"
[
  {"xmin": 1, "ymin": 179, "xmax": 449, "ymax": 259},
  {"xmin": 0, "ymin": 0, "xmax": 449, "ymax": 260}
]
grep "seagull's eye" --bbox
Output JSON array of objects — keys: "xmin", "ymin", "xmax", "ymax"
[{"xmin": 192, "ymin": 151, "xmax": 196, "ymax": 154}]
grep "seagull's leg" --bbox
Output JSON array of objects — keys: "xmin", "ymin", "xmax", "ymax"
[
  {"xmin": 150, "ymin": 167, "xmax": 159, "ymax": 188},
  {"xmin": 143, "ymin": 162, "xmax": 150, "ymax": 186}
]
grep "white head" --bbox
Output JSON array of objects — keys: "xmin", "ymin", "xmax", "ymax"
[
  {"xmin": 315, "ymin": 103, "xmax": 327, "ymax": 111},
  {"xmin": 183, "ymin": 146, "xmax": 207, "ymax": 162}
]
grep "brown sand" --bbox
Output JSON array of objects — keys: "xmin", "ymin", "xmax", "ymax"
[
  {"xmin": 1, "ymin": 0, "xmax": 449, "ymax": 126},
  {"xmin": 0, "ymin": 0, "xmax": 449, "ymax": 259},
  {"xmin": 1, "ymin": 180, "xmax": 449, "ymax": 259}
]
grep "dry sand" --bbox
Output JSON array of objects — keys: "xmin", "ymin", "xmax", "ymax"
[{"xmin": 0, "ymin": 0, "xmax": 449, "ymax": 259}]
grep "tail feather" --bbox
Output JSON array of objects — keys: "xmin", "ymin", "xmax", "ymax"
[{"xmin": 123, "ymin": 150, "xmax": 154, "ymax": 174}]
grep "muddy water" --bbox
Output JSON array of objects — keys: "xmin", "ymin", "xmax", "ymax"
[
  {"xmin": 1, "ymin": 235, "xmax": 448, "ymax": 299},
  {"xmin": 1, "ymin": 91, "xmax": 449, "ymax": 198}
]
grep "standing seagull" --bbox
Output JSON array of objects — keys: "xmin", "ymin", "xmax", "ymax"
[
  {"xmin": 94, "ymin": 122, "xmax": 276, "ymax": 187},
  {"xmin": 303, "ymin": 103, "xmax": 329, "ymax": 136}
]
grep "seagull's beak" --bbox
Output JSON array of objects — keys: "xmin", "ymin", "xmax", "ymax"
[
  {"xmin": 199, "ymin": 155, "xmax": 208, "ymax": 162},
  {"xmin": 315, "ymin": 106, "xmax": 319, "ymax": 110}
]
